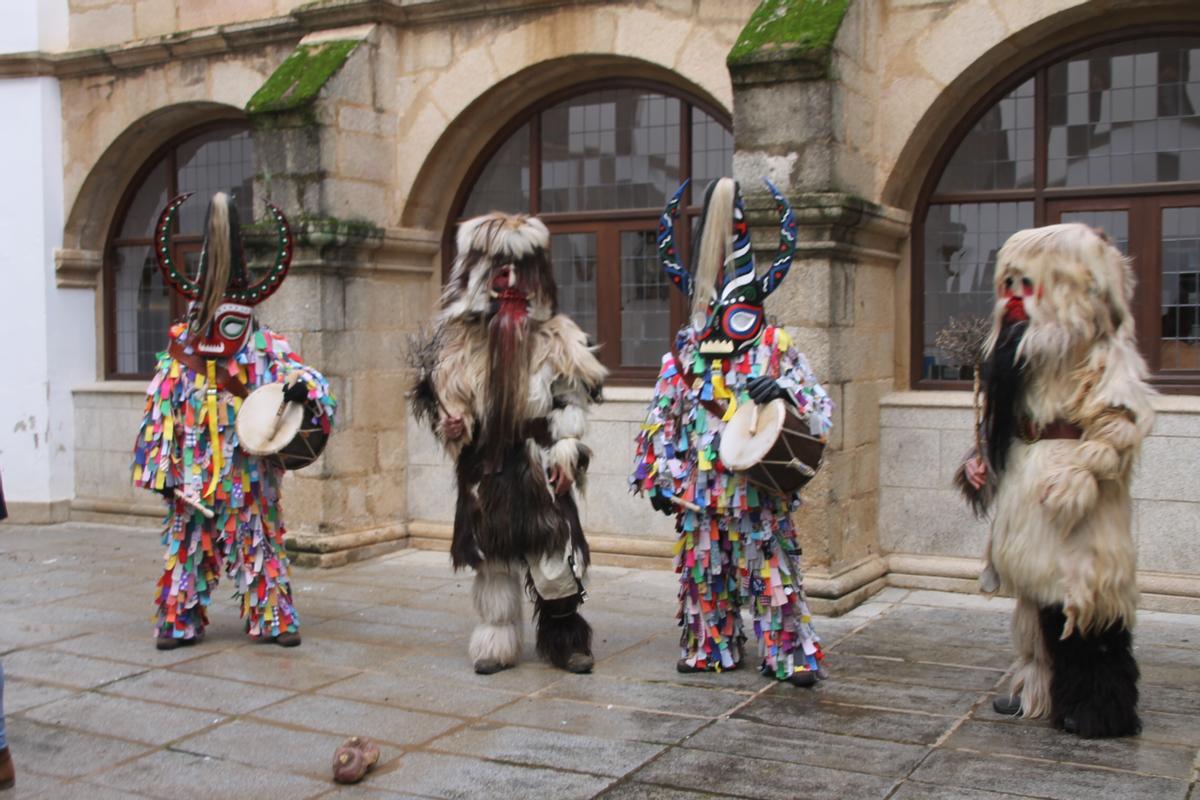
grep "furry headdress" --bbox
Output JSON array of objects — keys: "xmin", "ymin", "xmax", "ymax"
[{"xmin": 439, "ymin": 213, "xmax": 556, "ymax": 322}]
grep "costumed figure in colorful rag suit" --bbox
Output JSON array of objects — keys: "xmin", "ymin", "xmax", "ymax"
[
  {"xmin": 133, "ymin": 192, "xmax": 336, "ymax": 650},
  {"xmin": 409, "ymin": 213, "xmax": 606, "ymax": 675},
  {"xmin": 631, "ymin": 178, "xmax": 833, "ymax": 686},
  {"xmin": 958, "ymin": 223, "xmax": 1153, "ymax": 738}
]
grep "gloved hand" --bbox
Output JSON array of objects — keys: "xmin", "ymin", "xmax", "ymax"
[
  {"xmin": 649, "ymin": 492, "xmax": 677, "ymax": 517},
  {"xmin": 283, "ymin": 379, "xmax": 309, "ymax": 404},
  {"xmin": 747, "ymin": 376, "xmax": 795, "ymax": 406}
]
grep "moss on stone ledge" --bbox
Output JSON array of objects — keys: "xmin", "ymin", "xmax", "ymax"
[
  {"xmin": 728, "ymin": 0, "xmax": 851, "ymax": 67},
  {"xmin": 246, "ymin": 39, "xmax": 360, "ymax": 115}
]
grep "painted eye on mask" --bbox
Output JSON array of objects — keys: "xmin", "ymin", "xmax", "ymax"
[
  {"xmin": 720, "ymin": 303, "xmax": 763, "ymax": 340},
  {"xmin": 728, "ymin": 310, "xmax": 758, "ymax": 334},
  {"xmin": 219, "ymin": 316, "xmax": 247, "ymax": 339}
]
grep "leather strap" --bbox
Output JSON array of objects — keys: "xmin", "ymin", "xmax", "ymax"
[
  {"xmin": 168, "ymin": 339, "xmax": 248, "ymax": 399},
  {"xmin": 1020, "ymin": 418, "xmax": 1083, "ymax": 442}
]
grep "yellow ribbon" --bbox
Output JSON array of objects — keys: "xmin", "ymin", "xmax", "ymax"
[{"xmin": 204, "ymin": 359, "xmax": 222, "ymax": 498}]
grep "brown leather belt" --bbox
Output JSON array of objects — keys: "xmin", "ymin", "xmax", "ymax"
[
  {"xmin": 167, "ymin": 340, "xmax": 249, "ymax": 399},
  {"xmin": 1020, "ymin": 418, "xmax": 1083, "ymax": 443}
]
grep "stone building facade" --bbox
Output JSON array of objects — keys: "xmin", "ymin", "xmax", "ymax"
[{"xmin": 2, "ymin": 0, "xmax": 1198, "ymax": 614}]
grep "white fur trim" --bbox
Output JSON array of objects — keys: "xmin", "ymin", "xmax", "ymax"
[
  {"xmin": 548, "ymin": 438, "xmax": 581, "ymax": 486},
  {"xmin": 549, "ymin": 405, "xmax": 586, "ymax": 441},
  {"xmin": 469, "ymin": 623, "xmax": 522, "ymax": 666},
  {"xmin": 471, "ymin": 562, "xmax": 523, "ymax": 624},
  {"xmin": 456, "ymin": 213, "xmax": 549, "ymax": 258}
]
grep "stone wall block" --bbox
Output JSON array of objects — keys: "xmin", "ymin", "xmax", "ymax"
[
  {"xmin": 377, "ymin": 429, "xmax": 407, "ymax": 472},
  {"xmin": 880, "ymin": 428, "xmax": 940, "ymax": 489},
  {"xmin": 850, "ymin": 442, "xmax": 881, "ymax": 499},
  {"xmin": 134, "ymin": 0, "xmax": 177, "ymax": 39},
  {"xmin": 614, "ymin": 7, "xmax": 692, "ymax": 66},
  {"xmin": 406, "ymin": 415, "xmax": 446, "ymax": 468},
  {"xmin": 880, "ymin": 405, "xmax": 973, "ymax": 431},
  {"xmin": 338, "ymin": 105, "xmax": 396, "ymax": 138},
  {"xmin": 938, "ymin": 427, "xmax": 974, "ymax": 487},
  {"xmin": 352, "ymin": 370, "xmax": 409, "ymax": 430},
  {"xmin": 1136, "ymin": 499, "xmax": 1200, "ymax": 574},
  {"xmin": 771, "ymin": 259, "xmax": 834, "ymax": 328},
  {"xmin": 365, "ymin": 470, "xmax": 406, "ymax": 521},
  {"xmin": 879, "ymin": 486, "xmax": 989, "ymax": 557},
  {"xmin": 841, "ymin": 378, "xmax": 890, "ymax": 451},
  {"xmin": 322, "ymin": 429, "xmax": 379, "ymax": 476},
  {"xmin": 734, "ymin": 81, "xmax": 833, "ymax": 152},
  {"xmin": 915, "ymin": 2, "xmax": 1011, "ymax": 88},
  {"xmin": 584, "ymin": 420, "xmax": 634, "ymax": 477},
  {"xmin": 399, "ymin": 28, "xmax": 454, "ymax": 74},
  {"xmin": 408, "ymin": 463, "xmax": 456, "ymax": 523},
  {"xmin": 1147, "ymin": 408, "xmax": 1200, "ymax": 438},
  {"xmin": 321, "ymin": 178, "xmax": 387, "ymax": 223},
  {"xmin": 1131, "ymin": 436, "xmax": 1200, "ymax": 502},
  {"xmin": 337, "ymin": 132, "xmax": 392, "ymax": 184},
  {"xmin": 70, "ymin": 3, "xmax": 135, "ymax": 50},
  {"xmin": 178, "ymin": 0, "xmax": 277, "ymax": 30}
]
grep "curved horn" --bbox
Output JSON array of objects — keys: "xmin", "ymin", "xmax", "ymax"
[
  {"xmin": 234, "ymin": 202, "xmax": 293, "ymax": 306},
  {"xmin": 729, "ymin": 189, "xmax": 754, "ymax": 280},
  {"xmin": 758, "ymin": 179, "xmax": 797, "ymax": 298},
  {"xmin": 154, "ymin": 192, "xmax": 200, "ymax": 299},
  {"xmin": 657, "ymin": 180, "xmax": 691, "ymax": 297}
]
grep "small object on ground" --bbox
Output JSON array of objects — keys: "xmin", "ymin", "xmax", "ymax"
[
  {"xmin": 565, "ymin": 652, "xmax": 594, "ymax": 674},
  {"xmin": 332, "ymin": 736, "xmax": 380, "ymax": 784},
  {"xmin": 274, "ymin": 631, "xmax": 302, "ymax": 647}
]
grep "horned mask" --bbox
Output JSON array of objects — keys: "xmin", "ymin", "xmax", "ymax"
[{"xmin": 657, "ymin": 177, "xmax": 797, "ymax": 359}]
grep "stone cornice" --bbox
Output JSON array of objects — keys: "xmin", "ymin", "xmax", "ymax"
[
  {"xmin": 745, "ymin": 191, "xmax": 912, "ymax": 266},
  {"xmin": 0, "ymin": 0, "xmax": 606, "ymax": 80},
  {"xmin": 54, "ymin": 248, "xmax": 103, "ymax": 289},
  {"xmin": 289, "ymin": 225, "xmax": 440, "ymax": 276}
]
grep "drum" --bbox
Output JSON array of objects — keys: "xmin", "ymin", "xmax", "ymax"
[
  {"xmin": 718, "ymin": 399, "xmax": 825, "ymax": 495},
  {"xmin": 235, "ymin": 382, "xmax": 328, "ymax": 470}
]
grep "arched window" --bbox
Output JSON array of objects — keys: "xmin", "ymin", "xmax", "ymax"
[
  {"xmin": 105, "ymin": 123, "xmax": 255, "ymax": 377},
  {"xmin": 915, "ymin": 32, "xmax": 1200, "ymax": 392},
  {"xmin": 452, "ymin": 81, "xmax": 733, "ymax": 382}
]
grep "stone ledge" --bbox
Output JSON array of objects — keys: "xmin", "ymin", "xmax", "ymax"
[
  {"xmin": 882, "ymin": 390, "xmax": 1200, "ymax": 415},
  {"xmin": 69, "ymin": 497, "xmax": 162, "ymax": 528},
  {"xmin": 285, "ymin": 523, "xmax": 408, "ymax": 567},
  {"xmin": 3, "ymin": 500, "xmax": 71, "ymax": 525},
  {"xmin": 885, "ymin": 553, "xmax": 1200, "ymax": 615},
  {"xmin": 73, "ymin": 381, "xmax": 150, "ymax": 395},
  {"xmin": 54, "ymin": 248, "xmax": 103, "ymax": 289}
]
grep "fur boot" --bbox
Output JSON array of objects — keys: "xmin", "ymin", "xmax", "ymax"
[
  {"xmin": 1040, "ymin": 604, "xmax": 1140, "ymax": 738},
  {"xmin": 533, "ymin": 593, "xmax": 593, "ymax": 673},
  {"xmin": 469, "ymin": 561, "xmax": 524, "ymax": 674}
]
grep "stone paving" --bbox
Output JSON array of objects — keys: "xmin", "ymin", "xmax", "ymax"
[{"xmin": 0, "ymin": 522, "xmax": 1197, "ymax": 799}]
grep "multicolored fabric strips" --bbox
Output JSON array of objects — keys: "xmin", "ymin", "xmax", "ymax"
[
  {"xmin": 133, "ymin": 323, "xmax": 336, "ymax": 641},
  {"xmin": 631, "ymin": 325, "xmax": 832, "ymax": 679}
]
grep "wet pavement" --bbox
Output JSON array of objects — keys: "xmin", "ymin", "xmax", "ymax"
[{"xmin": 0, "ymin": 522, "xmax": 1197, "ymax": 799}]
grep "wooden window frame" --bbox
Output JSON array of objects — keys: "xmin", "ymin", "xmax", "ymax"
[
  {"xmin": 445, "ymin": 79, "xmax": 732, "ymax": 385},
  {"xmin": 912, "ymin": 26, "xmax": 1200, "ymax": 394},
  {"xmin": 103, "ymin": 120, "xmax": 251, "ymax": 380}
]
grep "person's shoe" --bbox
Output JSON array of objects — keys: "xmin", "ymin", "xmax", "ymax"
[
  {"xmin": 1062, "ymin": 716, "xmax": 1078, "ymax": 734},
  {"xmin": 274, "ymin": 631, "xmax": 301, "ymax": 648},
  {"xmin": 787, "ymin": 670, "xmax": 818, "ymax": 688},
  {"xmin": 473, "ymin": 657, "xmax": 512, "ymax": 675},
  {"xmin": 993, "ymin": 694, "xmax": 1022, "ymax": 716},
  {"xmin": 0, "ymin": 745, "xmax": 15, "ymax": 790},
  {"xmin": 565, "ymin": 652, "xmax": 594, "ymax": 674},
  {"xmin": 155, "ymin": 630, "xmax": 204, "ymax": 651}
]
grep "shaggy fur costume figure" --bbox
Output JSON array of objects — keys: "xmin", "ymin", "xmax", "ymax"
[
  {"xmin": 410, "ymin": 213, "xmax": 605, "ymax": 675},
  {"xmin": 959, "ymin": 223, "xmax": 1154, "ymax": 738}
]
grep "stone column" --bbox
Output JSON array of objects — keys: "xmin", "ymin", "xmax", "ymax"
[
  {"xmin": 729, "ymin": 1, "xmax": 909, "ymax": 612},
  {"xmin": 247, "ymin": 24, "xmax": 440, "ymax": 565}
]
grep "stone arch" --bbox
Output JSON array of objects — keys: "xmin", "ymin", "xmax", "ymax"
[
  {"xmin": 63, "ymin": 102, "xmax": 247, "ymax": 254},
  {"xmin": 399, "ymin": 54, "xmax": 729, "ymax": 232},
  {"xmin": 879, "ymin": 0, "xmax": 1200, "ymax": 212}
]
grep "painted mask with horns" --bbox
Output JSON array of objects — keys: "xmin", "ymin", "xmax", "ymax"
[
  {"xmin": 154, "ymin": 191, "xmax": 294, "ymax": 358},
  {"xmin": 657, "ymin": 177, "xmax": 797, "ymax": 359}
]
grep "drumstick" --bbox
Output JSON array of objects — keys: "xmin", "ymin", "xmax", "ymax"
[
  {"xmin": 175, "ymin": 490, "xmax": 215, "ymax": 519},
  {"xmin": 669, "ymin": 495, "xmax": 702, "ymax": 512},
  {"xmin": 750, "ymin": 403, "xmax": 761, "ymax": 436}
]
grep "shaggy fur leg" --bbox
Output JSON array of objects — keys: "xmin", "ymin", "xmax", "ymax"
[
  {"xmin": 469, "ymin": 561, "xmax": 523, "ymax": 674},
  {"xmin": 532, "ymin": 593, "xmax": 593, "ymax": 673},
  {"xmin": 1009, "ymin": 596, "xmax": 1053, "ymax": 719},
  {"xmin": 1040, "ymin": 604, "xmax": 1140, "ymax": 738}
]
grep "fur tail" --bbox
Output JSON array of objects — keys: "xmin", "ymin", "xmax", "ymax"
[
  {"xmin": 532, "ymin": 594, "xmax": 592, "ymax": 670},
  {"xmin": 1040, "ymin": 604, "xmax": 1141, "ymax": 738}
]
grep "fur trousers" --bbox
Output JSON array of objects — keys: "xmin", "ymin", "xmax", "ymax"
[
  {"xmin": 1009, "ymin": 596, "xmax": 1140, "ymax": 738},
  {"xmin": 468, "ymin": 560, "xmax": 591, "ymax": 671}
]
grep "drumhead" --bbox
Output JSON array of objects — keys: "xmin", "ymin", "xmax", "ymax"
[
  {"xmin": 719, "ymin": 399, "xmax": 786, "ymax": 471},
  {"xmin": 236, "ymin": 382, "xmax": 305, "ymax": 456}
]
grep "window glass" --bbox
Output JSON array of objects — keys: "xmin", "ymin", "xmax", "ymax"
[
  {"xmin": 1162, "ymin": 206, "xmax": 1200, "ymax": 370},
  {"xmin": 540, "ymin": 90, "xmax": 681, "ymax": 212},
  {"xmin": 922, "ymin": 201, "xmax": 1034, "ymax": 379},
  {"xmin": 551, "ymin": 233, "xmax": 598, "ymax": 342},
  {"xmin": 938, "ymin": 79, "xmax": 1036, "ymax": 193},
  {"xmin": 691, "ymin": 108, "xmax": 734, "ymax": 205},
  {"xmin": 1047, "ymin": 39, "xmax": 1200, "ymax": 186},
  {"xmin": 620, "ymin": 230, "xmax": 671, "ymax": 366},
  {"xmin": 462, "ymin": 123, "xmax": 530, "ymax": 217}
]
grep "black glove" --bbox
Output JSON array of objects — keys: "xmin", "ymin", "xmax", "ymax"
[
  {"xmin": 649, "ymin": 492, "xmax": 677, "ymax": 517},
  {"xmin": 747, "ymin": 376, "xmax": 795, "ymax": 406},
  {"xmin": 283, "ymin": 380, "xmax": 309, "ymax": 404}
]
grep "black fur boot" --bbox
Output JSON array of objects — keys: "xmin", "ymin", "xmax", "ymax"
[
  {"xmin": 533, "ymin": 594, "xmax": 593, "ymax": 673},
  {"xmin": 1040, "ymin": 604, "xmax": 1140, "ymax": 738}
]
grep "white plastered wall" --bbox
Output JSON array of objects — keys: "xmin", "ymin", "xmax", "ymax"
[{"xmin": 0, "ymin": 0, "xmax": 86, "ymax": 518}]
